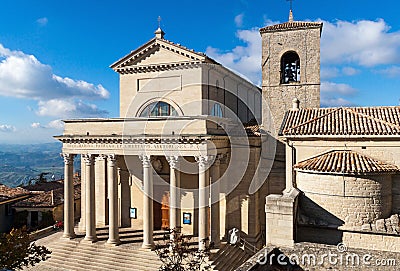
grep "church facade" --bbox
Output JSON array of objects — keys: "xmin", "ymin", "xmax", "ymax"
[
  {"xmin": 56, "ymin": 26, "xmax": 264, "ymax": 249},
  {"xmin": 56, "ymin": 10, "xmax": 400, "ymax": 256}
]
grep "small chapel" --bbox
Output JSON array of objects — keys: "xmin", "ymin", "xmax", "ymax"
[{"xmin": 54, "ymin": 8, "xmax": 400, "ymax": 270}]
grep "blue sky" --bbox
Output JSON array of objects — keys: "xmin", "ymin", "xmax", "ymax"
[{"xmin": 1, "ymin": 0, "xmax": 400, "ymax": 143}]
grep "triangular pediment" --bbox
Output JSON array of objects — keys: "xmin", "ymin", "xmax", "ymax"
[{"xmin": 110, "ymin": 38, "xmax": 216, "ymax": 73}]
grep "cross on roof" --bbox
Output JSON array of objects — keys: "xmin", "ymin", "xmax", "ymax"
[
  {"xmin": 286, "ymin": 0, "xmax": 294, "ymax": 11},
  {"xmin": 157, "ymin": 16, "xmax": 162, "ymax": 29}
]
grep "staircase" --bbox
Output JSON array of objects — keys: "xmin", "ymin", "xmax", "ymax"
[
  {"xmin": 209, "ymin": 243, "xmax": 253, "ymax": 271},
  {"xmin": 25, "ymin": 229, "xmax": 253, "ymax": 271},
  {"xmin": 25, "ymin": 228, "xmax": 165, "ymax": 271}
]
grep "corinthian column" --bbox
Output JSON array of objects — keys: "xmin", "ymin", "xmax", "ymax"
[
  {"xmin": 83, "ymin": 154, "xmax": 97, "ymax": 242},
  {"xmin": 107, "ymin": 154, "xmax": 120, "ymax": 245},
  {"xmin": 139, "ymin": 154, "xmax": 154, "ymax": 249},
  {"xmin": 196, "ymin": 155, "xmax": 210, "ymax": 250},
  {"xmin": 166, "ymin": 156, "xmax": 181, "ymax": 236},
  {"xmin": 62, "ymin": 153, "xmax": 75, "ymax": 239},
  {"xmin": 210, "ymin": 155, "xmax": 222, "ymax": 247}
]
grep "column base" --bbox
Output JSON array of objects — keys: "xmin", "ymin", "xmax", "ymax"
[
  {"xmin": 212, "ymin": 240, "xmax": 221, "ymax": 248},
  {"xmin": 83, "ymin": 236, "xmax": 97, "ymax": 243},
  {"xmin": 61, "ymin": 233, "xmax": 76, "ymax": 240},
  {"xmin": 198, "ymin": 239, "xmax": 210, "ymax": 251},
  {"xmin": 141, "ymin": 243, "xmax": 155, "ymax": 250},
  {"xmin": 106, "ymin": 239, "xmax": 121, "ymax": 246}
]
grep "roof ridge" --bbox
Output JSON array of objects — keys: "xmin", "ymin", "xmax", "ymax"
[
  {"xmin": 345, "ymin": 107, "xmax": 400, "ymax": 132},
  {"xmin": 282, "ymin": 107, "xmax": 342, "ymax": 134}
]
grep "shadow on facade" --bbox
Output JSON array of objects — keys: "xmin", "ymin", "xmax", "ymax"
[{"xmin": 296, "ymin": 194, "xmax": 344, "ymax": 245}]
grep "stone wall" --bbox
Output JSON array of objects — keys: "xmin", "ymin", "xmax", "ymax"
[
  {"xmin": 297, "ymin": 172, "xmax": 393, "ymax": 228},
  {"xmin": 265, "ymin": 189, "xmax": 299, "ymax": 247},
  {"xmin": 261, "ymin": 26, "xmax": 321, "ymax": 134},
  {"xmin": 392, "ymin": 175, "xmax": 400, "ymax": 214}
]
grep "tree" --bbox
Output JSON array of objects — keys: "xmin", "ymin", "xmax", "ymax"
[
  {"xmin": 0, "ymin": 227, "xmax": 51, "ymax": 270},
  {"xmin": 155, "ymin": 227, "xmax": 213, "ymax": 271}
]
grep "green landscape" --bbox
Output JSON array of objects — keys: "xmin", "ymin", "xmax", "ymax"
[{"xmin": 0, "ymin": 142, "xmax": 79, "ymax": 187}]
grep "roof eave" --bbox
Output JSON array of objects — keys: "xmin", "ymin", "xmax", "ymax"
[
  {"xmin": 280, "ymin": 135, "xmax": 400, "ymax": 140},
  {"xmin": 294, "ymin": 169, "xmax": 399, "ymax": 176}
]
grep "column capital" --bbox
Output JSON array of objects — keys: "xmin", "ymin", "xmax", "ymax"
[
  {"xmin": 139, "ymin": 154, "xmax": 151, "ymax": 167},
  {"xmin": 219, "ymin": 153, "xmax": 230, "ymax": 164},
  {"xmin": 82, "ymin": 154, "xmax": 94, "ymax": 165},
  {"xmin": 96, "ymin": 154, "xmax": 106, "ymax": 161},
  {"xmin": 166, "ymin": 155, "xmax": 180, "ymax": 169},
  {"xmin": 61, "ymin": 153, "xmax": 75, "ymax": 165},
  {"xmin": 195, "ymin": 155, "xmax": 212, "ymax": 168},
  {"xmin": 214, "ymin": 154, "xmax": 225, "ymax": 166},
  {"xmin": 106, "ymin": 154, "xmax": 117, "ymax": 165}
]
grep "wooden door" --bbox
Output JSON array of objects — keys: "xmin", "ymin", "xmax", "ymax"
[{"xmin": 161, "ymin": 193, "xmax": 170, "ymax": 229}]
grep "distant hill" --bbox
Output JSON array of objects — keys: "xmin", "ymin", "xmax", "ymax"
[{"xmin": 0, "ymin": 142, "xmax": 80, "ymax": 187}]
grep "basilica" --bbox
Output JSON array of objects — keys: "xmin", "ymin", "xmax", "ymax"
[{"xmin": 55, "ymin": 9, "xmax": 400, "ymax": 264}]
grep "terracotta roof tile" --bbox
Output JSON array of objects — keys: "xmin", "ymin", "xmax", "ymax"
[
  {"xmin": 0, "ymin": 185, "xmax": 30, "ymax": 199},
  {"xmin": 260, "ymin": 21, "xmax": 323, "ymax": 33},
  {"xmin": 280, "ymin": 106, "xmax": 400, "ymax": 137},
  {"xmin": 244, "ymin": 119, "xmax": 261, "ymax": 137},
  {"xmin": 14, "ymin": 183, "xmax": 81, "ymax": 208},
  {"xmin": 24, "ymin": 181, "xmax": 64, "ymax": 192},
  {"xmin": 294, "ymin": 150, "xmax": 399, "ymax": 174}
]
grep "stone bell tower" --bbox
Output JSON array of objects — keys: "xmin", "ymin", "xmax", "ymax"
[{"xmin": 260, "ymin": 11, "xmax": 323, "ymax": 133}]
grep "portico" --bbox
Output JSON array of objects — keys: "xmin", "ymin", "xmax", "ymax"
[{"xmin": 57, "ymin": 122, "xmax": 229, "ymax": 249}]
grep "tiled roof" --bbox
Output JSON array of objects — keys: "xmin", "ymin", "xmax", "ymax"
[
  {"xmin": 244, "ymin": 119, "xmax": 261, "ymax": 137},
  {"xmin": 0, "ymin": 185, "xmax": 30, "ymax": 203},
  {"xmin": 294, "ymin": 150, "xmax": 399, "ymax": 174},
  {"xmin": 260, "ymin": 21, "xmax": 323, "ymax": 33},
  {"xmin": 14, "ymin": 183, "xmax": 81, "ymax": 208},
  {"xmin": 24, "ymin": 181, "xmax": 64, "ymax": 192},
  {"xmin": 280, "ymin": 106, "xmax": 400, "ymax": 137}
]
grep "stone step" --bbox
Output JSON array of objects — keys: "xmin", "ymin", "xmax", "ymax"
[
  {"xmin": 48, "ymin": 252, "xmax": 160, "ymax": 271},
  {"xmin": 48, "ymin": 244, "xmax": 160, "ymax": 265},
  {"xmin": 44, "ymin": 244, "xmax": 161, "ymax": 271},
  {"xmin": 209, "ymin": 244, "xmax": 251, "ymax": 271},
  {"xmin": 50, "ymin": 245, "xmax": 158, "ymax": 263},
  {"xmin": 49, "ymin": 247, "xmax": 160, "ymax": 267}
]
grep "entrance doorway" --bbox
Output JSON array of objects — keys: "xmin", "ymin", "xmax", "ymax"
[{"xmin": 153, "ymin": 192, "xmax": 169, "ymax": 230}]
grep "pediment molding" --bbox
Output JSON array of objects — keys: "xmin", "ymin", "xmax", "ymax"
[{"xmin": 110, "ymin": 38, "xmax": 216, "ymax": 74}]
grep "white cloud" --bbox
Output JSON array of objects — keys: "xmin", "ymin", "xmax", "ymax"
[
  {"xmin": 0, "ymin": 45, "xmax": 109, "ymax": 100},
  {"xmin": 375, "ymin": 66, "xmax": 400, "ymax": 77},
  {"xmin": 321, "ymin": 81, "xmax": 356, "ymax": 107},
  {"xmin": 47, "ymin": 120, "xmax": 64, "ymax": 130},
  {"xmin": 31, "ymin": 122, "xmax": 43, "ymax": 129},
  {"xmin": 0, "ymin": 124, "xmax": 16, "ymax": 132},
  {"xmin": 321, "ymin": 67, "xmax": 340, "ymax": 79},
  {"xmin": 36, "ymin": 99, "xmax": 108, "ymax": 118},
  {"xmin": 31, "ymin": 120, "xmax": 64, "ymax": 130},
  {"xmin": 0, "ymin": 43, "xmax": 110, "ymax": 120},
  {"xmin": 342, "ymin": 67, "xmax": 360, "ymax": 76},
  {"xmin": 36, "ymin": 17, "xmax": 48, "ymax": 26},
  {"xmin": 321, "ymin": 81, "xmax": 357, "ymax": 95},
  {"xmin": 321, "ymin": 97, "xmax": 354, "ymax": 107},
  {"xmin": 206, "ymin": 28, "xmax": 261, "ymax": 85},
  {"xmin": 321, "ymin": 19, "xmax": 400, "ymax": 66},
  {"xmin": 234, "ymin": 14, "xmax": 244, "ymax": 27}
]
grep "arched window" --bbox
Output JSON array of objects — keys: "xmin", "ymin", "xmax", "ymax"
[
  {"xmin": 281, "ymin": 51, "xmax": 300, "ymax": 83},
  {"xmin": 139, "ymin": 101, "xmax": 178, "ymax": 117},
  {"xmin": 211, "ymin": 103, "xmax": 223, "ymax": 117}
]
